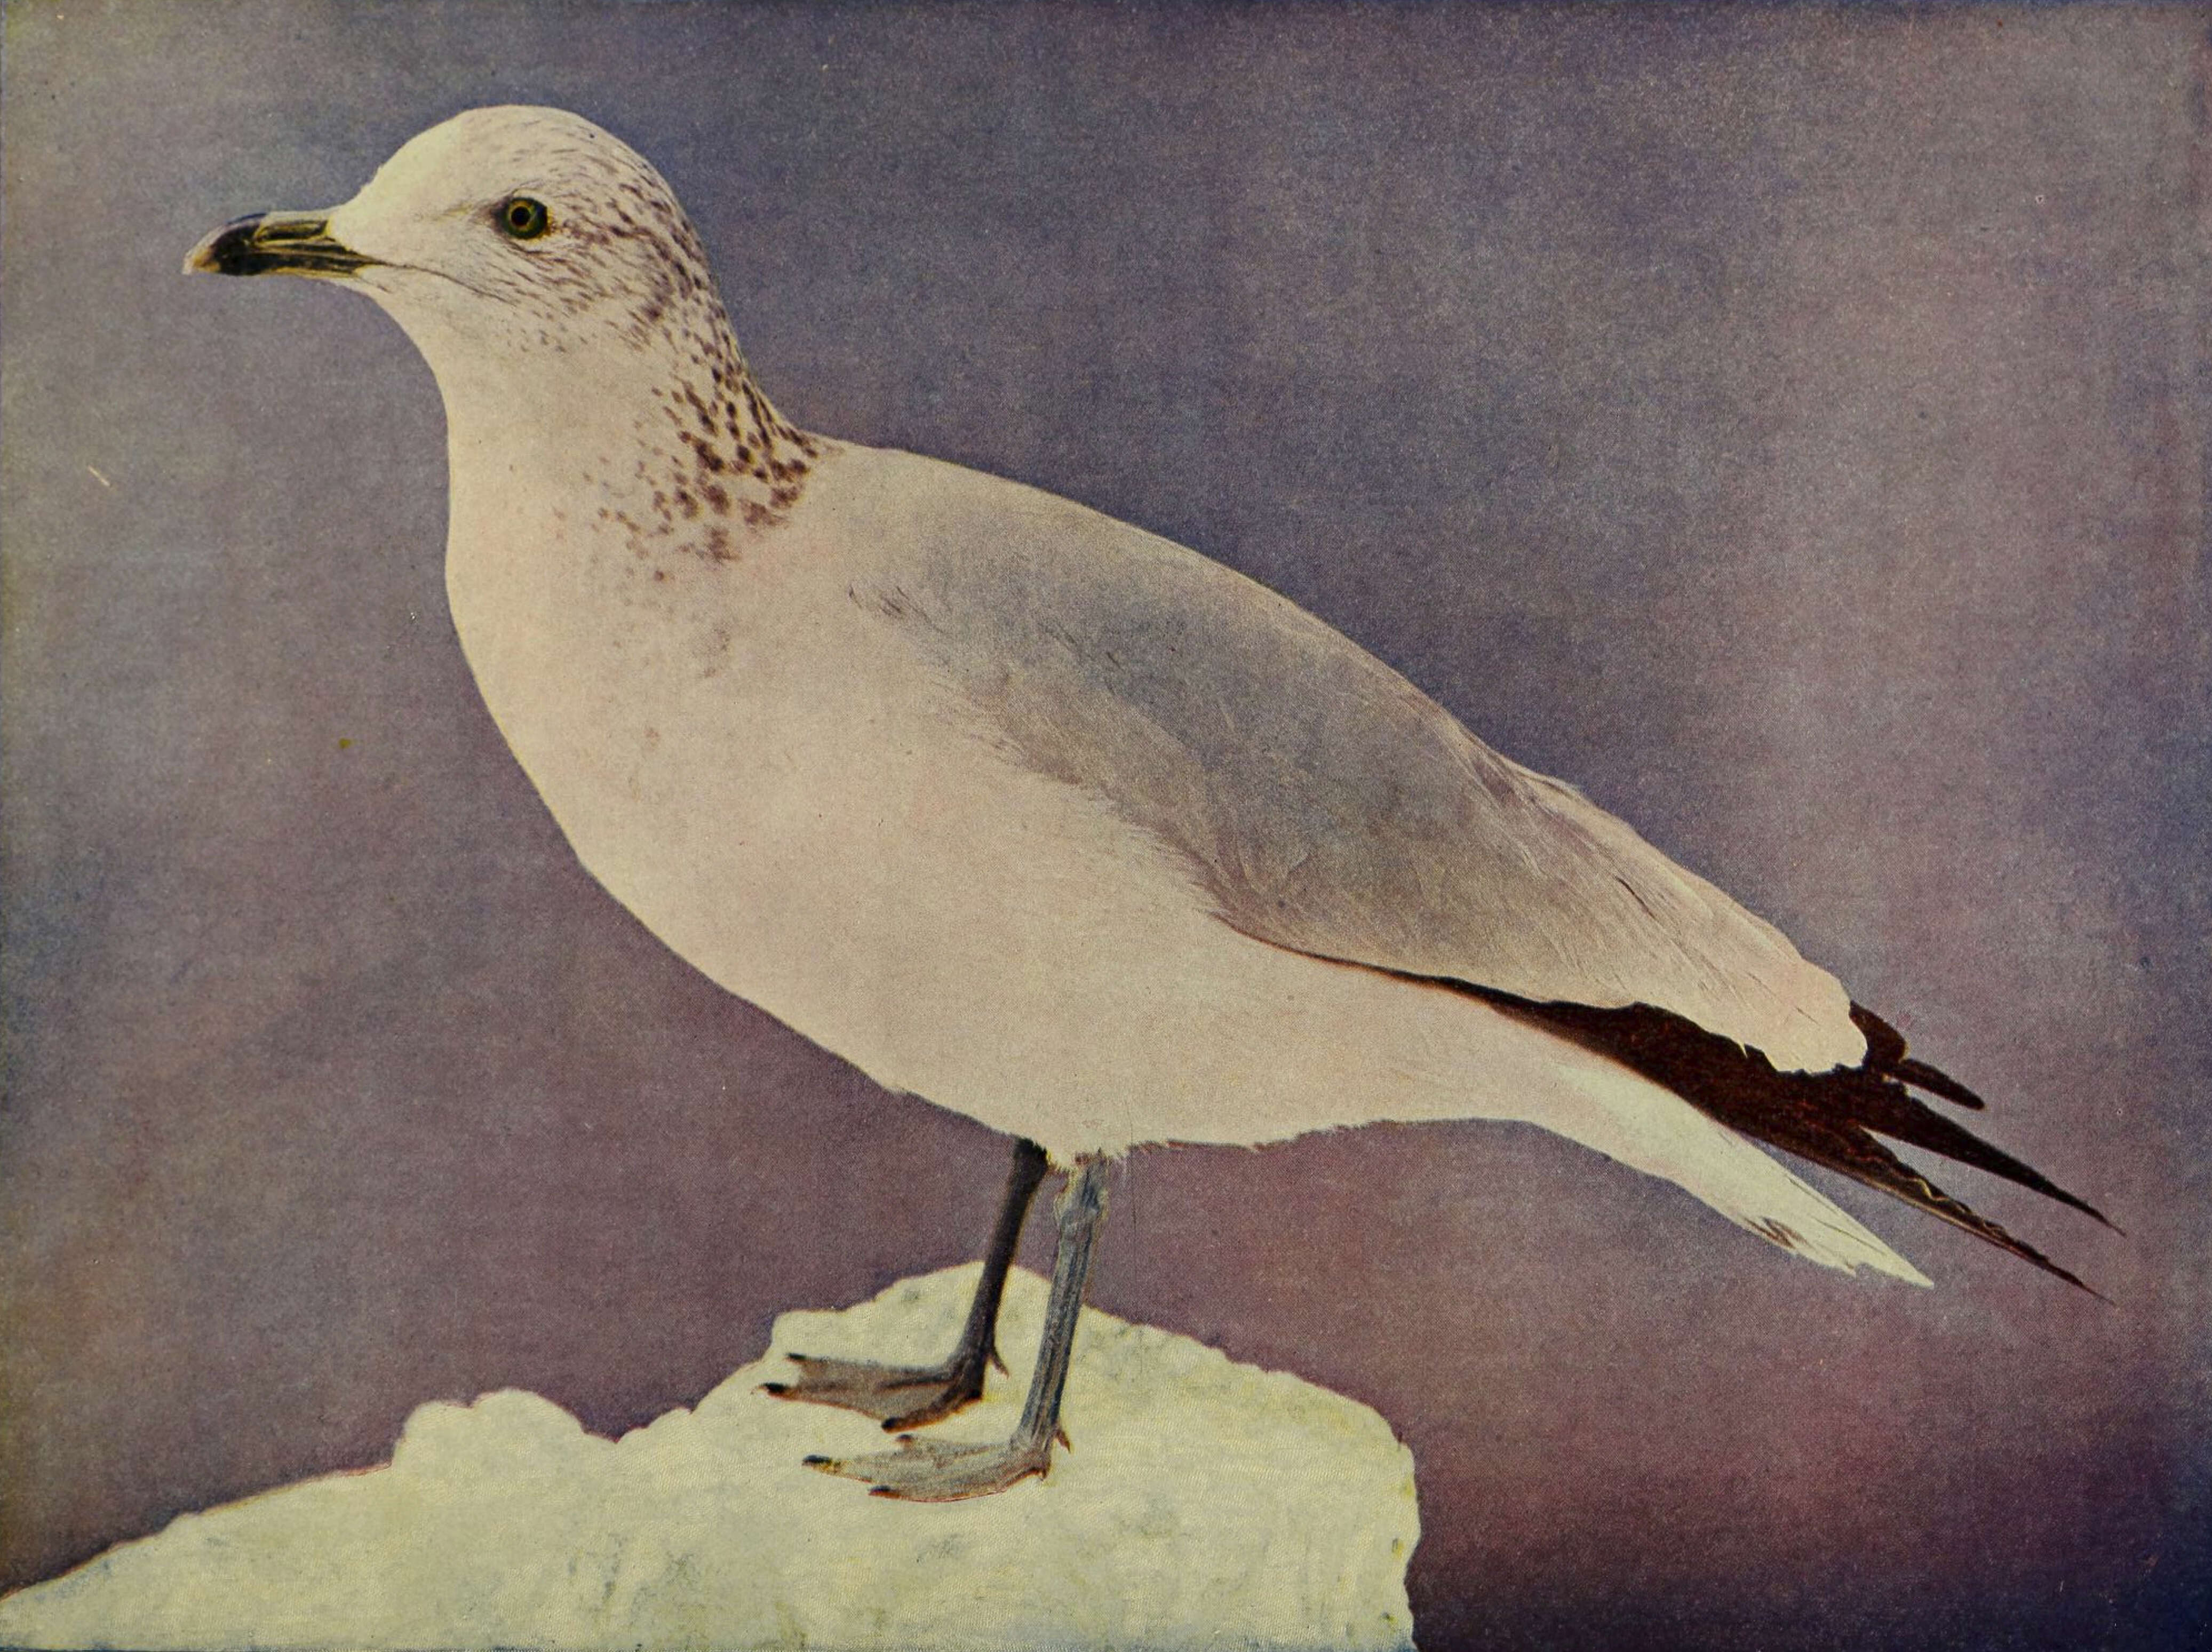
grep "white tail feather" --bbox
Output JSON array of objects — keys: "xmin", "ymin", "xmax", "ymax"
[{"xmin": 1529, "ymin": 1060, "xmax": 1933, "ymax": 1286}]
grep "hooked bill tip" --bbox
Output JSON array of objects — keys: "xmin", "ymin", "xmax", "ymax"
[
  {"xmin": 185, "ymin": 212, "xmax": 374, "ymax": 279},
  {"xmin": 185, "ymin": 215, "xmax": 266, "ymax": 275}
]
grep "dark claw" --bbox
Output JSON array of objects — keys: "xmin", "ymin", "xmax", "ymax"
[
  {"xmin": 801, "ymin": 1454, "xmax": 832, "ymax": 1467},
  {"xmin": 759, "ymin": 1383, "xmax": 789, "ymax": 1395}
]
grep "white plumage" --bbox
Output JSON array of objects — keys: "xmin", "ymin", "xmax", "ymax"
[{"xmin": 189, "ymin": 106, "xmax": 2098, "ymax": 1497}]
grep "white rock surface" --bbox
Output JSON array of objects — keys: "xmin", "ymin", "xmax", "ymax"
[{"xmin": 0, "ymin": 1266, "xmax": 1419, "ymax": 1650}]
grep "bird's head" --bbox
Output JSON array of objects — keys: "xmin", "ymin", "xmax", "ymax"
[{"xmin": 187, "ymin": 106, "xmax": 732, "ymax": 386}]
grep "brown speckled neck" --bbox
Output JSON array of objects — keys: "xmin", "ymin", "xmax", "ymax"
[
  {"xmin": 629, "ymin": 327, "xmax": 827, "ymax": 561},
  {"xmin": 614, "ymin": 189, "xmax": 829, "ymax": 559},
  {"xmin": 483, "ymin": 137, "xmax": 831, "ymax": 566},
  {"xmin": 576, "ymin": 303, "xmax": 830, "ymax": 572}
]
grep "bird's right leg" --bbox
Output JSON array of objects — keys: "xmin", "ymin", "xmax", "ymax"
[
  {"xmin": 761, "ymin": 1136, "xmax": 1049, "ymax": 1431},
  {"xmin": 804, "ymin": 1156, "xmax": 1108, "ymax": 1499}
]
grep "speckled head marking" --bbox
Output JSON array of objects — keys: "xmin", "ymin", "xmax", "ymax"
[{"xmin": 260, "ymin": 106, "xmax": 821, "ymax": 537}]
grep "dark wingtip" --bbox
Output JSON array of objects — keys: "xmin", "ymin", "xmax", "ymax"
[
  {"xmin": 1468, "ymin": 984, "xmax": 2106, "ymax": 1292},
  {"xmin": 1929, "ymin": 1189, "xmax": 2104, "ymax": 1298},
  {"xmin": 2018, "ymin": 1252, "xmax": 2109, "ymax": 1302},
  {"xmin": 1850, "ymin": 1003, "xmax": 2115, "ymax": 1229},
  {"xmin": 1895, "ymin": 1055, "xmax": 1989, "ymax": 1111},
  {"xmin": 2058, "ymin": 1196, "xmax": 2123, "ymax": 1237},
  {"xmin": 1851, "ymin": 1005, "xmax": 1985, "ymax": 1109},
  {"xmin": 2049, "ymin": 1187, "xmax": 2121, "ymax": 1234}
]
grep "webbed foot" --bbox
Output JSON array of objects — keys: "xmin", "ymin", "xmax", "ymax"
[
  {"xmin": 761, "ymin": 1352, "xmax": 990, "ymax": 1431},
  {"xmin": 804, "ymin": 1433, "xmax": 1053, "ymax": 1501}
]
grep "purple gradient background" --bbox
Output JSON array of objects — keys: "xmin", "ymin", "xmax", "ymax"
[{"xmin": 3, "ymin": 4, "xmax": 2206, "ymax": 1647}]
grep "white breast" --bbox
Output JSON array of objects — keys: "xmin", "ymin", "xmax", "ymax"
[
  {"xmin": 434, "ymin": 434, "xmax": 1925, "ymax": 1281},
  {"xmin": 442, "ymin": 446, "xmax": 1466, "ymax": 1147}
]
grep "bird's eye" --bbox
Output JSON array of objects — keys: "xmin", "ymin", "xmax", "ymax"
[{"xmin": 498, "ymin": 196, "xmax": 550, "ymax": 241}]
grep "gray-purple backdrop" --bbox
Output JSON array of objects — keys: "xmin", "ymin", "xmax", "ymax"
[{"xmin": 4, "ymin": 4, "xmax": 2206, "ymax": 1648}]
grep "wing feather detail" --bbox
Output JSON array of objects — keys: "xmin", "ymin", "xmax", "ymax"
[
  {"xmin": 1458, "ymin": 986, "xmax": 2108, "ymax": 1290},
  {"xmin": 883, "ymin": 458, "xmax": 1862, "ymax": 1071}
]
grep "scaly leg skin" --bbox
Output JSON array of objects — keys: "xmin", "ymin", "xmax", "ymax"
[
  {"xmin": 762, "ymin": 1138, "xmax": 1047, "ymax": 1431},
  {"xmin": 807, "ymin": 1158, "xmax": 1108, "ymax": 1500}
]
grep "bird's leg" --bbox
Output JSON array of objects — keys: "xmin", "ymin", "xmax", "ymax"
[
  {"xmin": 762, "ymin": 1137, "xmax": 1048, "ymax": 1430},
  {"xmin": 806, "ymin": 1157, "xmax": 1109, "ymax": 1500}
]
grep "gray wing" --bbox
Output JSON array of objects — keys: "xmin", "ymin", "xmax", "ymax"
[{"xmin": 872, "ymin": 453, "xmax": 1863, "ymax": 1074}]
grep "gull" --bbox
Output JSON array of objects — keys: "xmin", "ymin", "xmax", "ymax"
[{"xmin": 187, "ymin": 107, "xmax": 2104, "ymax": 1502}]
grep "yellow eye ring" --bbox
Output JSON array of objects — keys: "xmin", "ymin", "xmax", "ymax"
[{"xmin": 499, "ymin": 196, "xmax": 550, "ymax": 240}]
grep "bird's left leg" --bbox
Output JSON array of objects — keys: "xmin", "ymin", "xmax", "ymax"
[
  {"xmin": 762, "ymin": 1137, "xmax": 1048, "ymax": 1429},
  {"xmin": 805, "ymin": 1157, "xmax": 1108, "ymax": 1500}
]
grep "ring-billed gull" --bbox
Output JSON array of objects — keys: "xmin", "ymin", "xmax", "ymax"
[{"xmin": 186, "ymin": 106, "xmax": 2104, "ymax": 1502}]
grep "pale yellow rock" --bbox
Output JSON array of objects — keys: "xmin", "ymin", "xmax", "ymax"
[{"xmin": 0, "ymin": 1265, "xmax": 1419, "ymax": 1650}]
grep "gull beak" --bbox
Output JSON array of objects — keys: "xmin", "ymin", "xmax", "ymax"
[{"xmin": 185, "ymin": 210, "xmax": 376, "ymax": 279}]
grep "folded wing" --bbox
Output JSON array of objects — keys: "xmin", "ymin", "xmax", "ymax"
[
  {"xmin": 896, "ymin": 465, "xmax": 1860, "ymax": 1073},
  {"xmin": 873, "ymin": 456, "xmax": 2103, "ymax": 1282}
]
